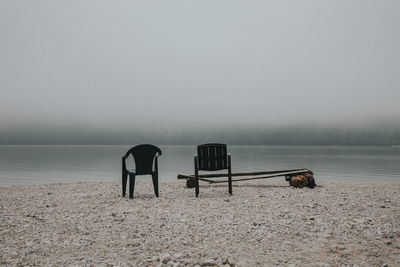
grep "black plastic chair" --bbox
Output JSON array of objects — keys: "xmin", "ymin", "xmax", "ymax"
[
  {"xmin": 194, "ymin": 143, "xmax": 232, "ymax": 197},
  {"xmin": 122, "ymin": 144, "xmax": 162, "ymax": 198}
]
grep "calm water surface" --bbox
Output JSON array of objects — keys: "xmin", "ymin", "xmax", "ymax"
[{"xmin": 0, "ymin": 145, "xmax": 399, "ymax": 186}]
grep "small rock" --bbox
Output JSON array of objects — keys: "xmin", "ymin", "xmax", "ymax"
[
  {"xmin": 167, "ymin": 261, "xmax": 176, "ymax": 266},
  {"xmin": 221, "ymin": 255, "xmax": 229, "ymax": 264},
  {"xmin": 236, "ymin": 259, "xmax": 249, "ymax": 266},
  {"xmin": 201, "ymin": 259, "xmax": 217, "ymax": 266},
  {"xmin": 9, "ymin": 251, "xmax": 18, "ymax": 258},
  {"xmin": 160, "ymin": 253, "xmax": 171, "ymax": 264},
  {"xmin": 173, "ymin": 253, "xmax": 184, "ymax": 258},
  {"xmin": 380, "ymin": 205, "xmax": 386, "ymax": 208}
]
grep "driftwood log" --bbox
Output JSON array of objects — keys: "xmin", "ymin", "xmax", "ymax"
[
  {"xmin": 287, "ymin": 172, "xmax": 315, "ymax": 188},
  {"xmin": 177, "ymin": 169, "xmax": 314, "ymax": 188}
]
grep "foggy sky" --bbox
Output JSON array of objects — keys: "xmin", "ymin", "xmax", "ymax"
[{"xmin": 1, "ymin": 1, "xmax": 400, "ymax": 143}]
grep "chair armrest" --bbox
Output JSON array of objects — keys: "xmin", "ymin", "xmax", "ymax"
[
  {"xmin": 153, "ymin": 153, "xmax": 161, "ymax": 172},
  {"xmin": 122, "ymin": 156, "xmax": 127, "ymax": 173},
  {"xmin": 122, "ymin": 152, "xmax": 130, "ymax": 160},
  {"xmin": 122, "ymin": 153, "xmax": 133, "ymax": 172}
]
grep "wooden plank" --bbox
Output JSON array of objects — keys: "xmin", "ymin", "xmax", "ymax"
[
  {"xmin": 197, "ymin": 177, "xmax": 215, "ymax": 183},
  {"xmin": 208, "ymin": 170, "xmax": 311, "ymax": 184},
  {"xmin": 176, "ymin": 174, "xmax": 216, "ymax": 183},
  {"xmin": 176, "ymin": 169, "xmax": 310, "ymax": 180}
]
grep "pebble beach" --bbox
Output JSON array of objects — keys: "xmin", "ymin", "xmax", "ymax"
[{"xmin": 1, "ymin": 180, "xmax": 399, "ymax": 266}]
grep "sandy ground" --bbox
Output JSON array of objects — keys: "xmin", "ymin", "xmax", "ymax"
[{"xmin": 1, "ymin": 180, "xmax": 399, "ymax": 266}]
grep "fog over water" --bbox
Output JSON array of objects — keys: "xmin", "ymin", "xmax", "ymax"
[{"xmin": 1, "ymin": 1, "xmax": 399, "ymax": 145}]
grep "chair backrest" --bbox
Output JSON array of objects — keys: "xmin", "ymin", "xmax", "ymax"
[
  {"xmin": 197, "ymin": 143, "xmax": 228, "ymax": 171},
  {"xmin": 125, "ymin": 144, "xmax": 162, "ymax": 175}
]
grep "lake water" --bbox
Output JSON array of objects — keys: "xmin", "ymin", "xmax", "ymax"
[{"xmin": 0, "ymin": 145, "xmax": 399, "ymax": 186}]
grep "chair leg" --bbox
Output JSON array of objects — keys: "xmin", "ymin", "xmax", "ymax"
[
  {"xmin": 195, "ymin": 174, "xmax": 199, "ymax": 197},
  {"xmin": 194, "ymin": 156, "xmax": 199, "ymax": 197},
  {"xmin": 228, "ymin": 155, "xmax": 233, "ymax": 195},
  {"xmin": 228, "ymin": 172, "xmax": 232, "ymax": 195},
  {"xmin": 122, "ymin": 171, "xmax": 128, "ymax": 197},
  {"xmin": 129, "ymin": 173, "xmax": 136, "ymax": 198},
  {"xmin": 152, "ymin": 173, "xmax": 159, "ymax": 197}
]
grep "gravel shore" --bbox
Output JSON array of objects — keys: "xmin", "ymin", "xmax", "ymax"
[{"xmin": 1, "ymin": 180, "xmax": 399, "ymax": 266}]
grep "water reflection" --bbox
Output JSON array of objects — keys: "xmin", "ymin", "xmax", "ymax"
[{"xmin": 0, "ymin": 145, "xmax": 399, "ymax": 186}]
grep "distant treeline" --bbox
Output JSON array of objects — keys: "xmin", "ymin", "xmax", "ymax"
[{"xmin": 1, "ymin": 125, "xmax": 399, "ymax": 145}]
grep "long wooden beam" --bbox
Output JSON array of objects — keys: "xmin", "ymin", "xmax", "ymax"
[
  {"xmin": 195, "ymin": 177, "xmax": 215, "ymax": 183},
  {"xmin": 208, "ymin": 170, "xmax": 310, "ymax": 184},
  {"xmin": 176, "ymin": 169, "xmax": 310, "ymax": 180}
]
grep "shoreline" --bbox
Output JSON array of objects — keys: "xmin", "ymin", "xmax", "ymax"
[
  {"xmin": 1, "ymin": 180, "xmax": 399, "ymax": 266},
  {"xmin": 2, "ymin": 178, "xmax": 400, "ymax": 188}
]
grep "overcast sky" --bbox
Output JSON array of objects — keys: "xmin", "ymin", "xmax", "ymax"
[{"xmin": 1, "ymin": 0, "xmax": 399, "ymax": 131}]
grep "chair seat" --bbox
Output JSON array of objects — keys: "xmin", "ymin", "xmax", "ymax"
[
  {"xmin": 126, "ymin": 169, "xmax": 136, "ymax": 174},
  {"xmin": 126, "ymin": 169, "xmax": 155, "ymax": 175}
]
